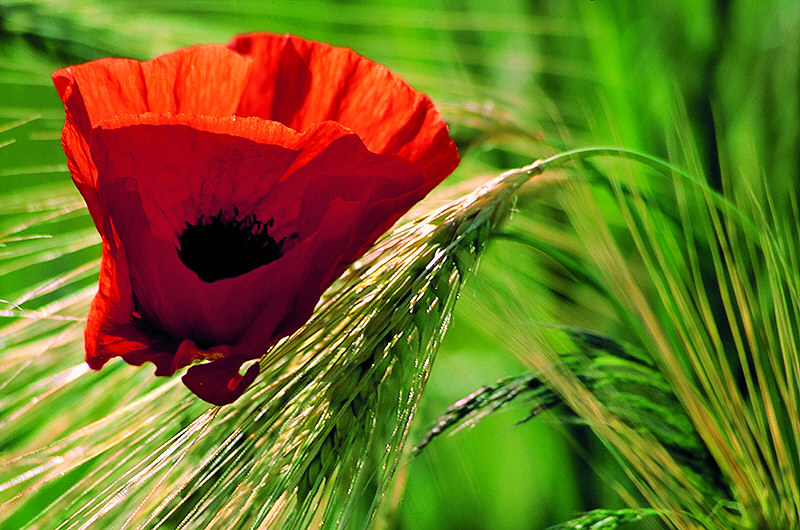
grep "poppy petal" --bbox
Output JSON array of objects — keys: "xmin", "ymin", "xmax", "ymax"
[
  {"xmin": 229, "ymin": 33, "xmax": 460, "ymax": 182},
  {"xmin": 89, "ymin": 113, "xmax": 428, "ymax": 368},
  {"xmin": 182, "ymin": 355, "xmax": 260, "ymax": 406},
  {"xmin": 52, "ymin": 45, "xmax": 253, "ymax": 230},
  {"xmin": 90, "ymin": 114, "xmax": 305, "ymax": 348}
]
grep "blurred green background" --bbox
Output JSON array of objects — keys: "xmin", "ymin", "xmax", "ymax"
[{"xmin": 1, "ymin": 1, "xmax": 797, "ymax": 528}]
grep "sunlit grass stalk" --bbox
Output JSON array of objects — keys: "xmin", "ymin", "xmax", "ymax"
[
  {"xmin": 234, "ymin": 163, "xmax": 543, "ymax": 528},
  {"xmin": 402, "ymin": 141, "xmax": 800, "ymax": 528},
  {"xmin": 509, "ymin": 145, "xmax": 799, "ymax": 527}
]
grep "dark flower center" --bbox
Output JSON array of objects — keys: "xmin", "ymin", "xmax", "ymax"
[{"xmin": 177, "ymin": 208, "xmax": 286, "ymax": 283}]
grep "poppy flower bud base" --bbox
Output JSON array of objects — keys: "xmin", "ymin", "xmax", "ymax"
[{"xmin": 53, "ymin": 33, "xmax": 459, "ymax": 405}]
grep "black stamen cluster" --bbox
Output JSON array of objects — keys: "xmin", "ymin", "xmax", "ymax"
[{"xmin": 177, "ymin": 208, "xmax": 286, "ymax": 283}]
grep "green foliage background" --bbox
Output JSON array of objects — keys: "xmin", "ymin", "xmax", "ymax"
[{"xmin": 1, "ymin": 1, "xmax": 798, "ymax": 528}]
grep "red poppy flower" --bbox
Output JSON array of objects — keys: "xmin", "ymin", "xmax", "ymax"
[{"xmin": 52, "ymin": 33, "xmax": 459, "ymax": 405}]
